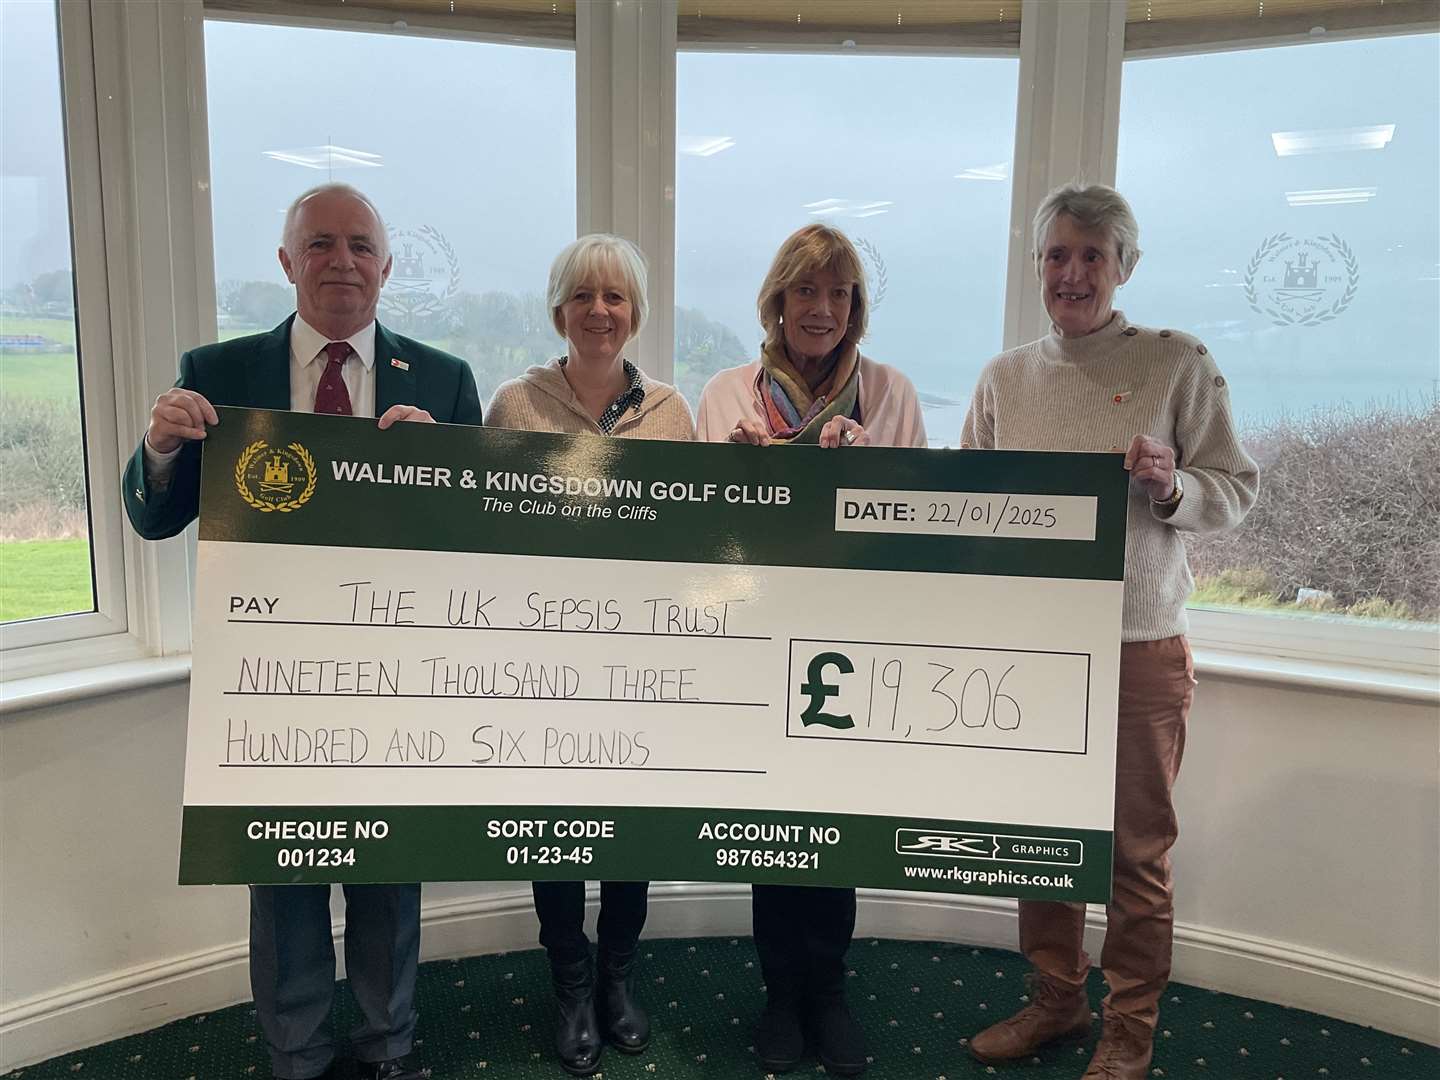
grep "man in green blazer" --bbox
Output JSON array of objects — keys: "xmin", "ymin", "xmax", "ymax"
[
  {"xmin": 121, "ymin": 184, "xmax": 480, "ymax": 1080},
  {"xmin": 123, "ymin": 193, "xmax": 481, "ymax": 540}
]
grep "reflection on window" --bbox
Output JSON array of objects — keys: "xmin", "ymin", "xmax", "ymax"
[
  {"xmin": 0, "ymin": 0, "xmax": 94, "ymax": 624},
  {"xmin": 1118, "ymin": 34, "xmax": 1440, "ymax": 626},
  {"xmin": 204, "ymin": 21, "xmax": 576, "ymax": 406},
  {"xmin": 675, "ymin": 52, "xmax": 1018, "ymax": 443}
]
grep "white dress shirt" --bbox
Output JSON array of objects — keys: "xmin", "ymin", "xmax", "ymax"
[
  {"xmin": 287, "ymin": 314, "xmax": 378, "ymax": 420},
  {"xmin": 144, "ymin": 315, "xmax": 379, "ymax": 481}
]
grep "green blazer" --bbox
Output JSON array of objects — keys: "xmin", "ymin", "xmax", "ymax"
[{"xmin": 121, "ymin": 315, "xmax": 483, "ymax": 540}]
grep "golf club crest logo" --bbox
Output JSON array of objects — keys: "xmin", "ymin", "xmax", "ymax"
[
  {"xmin": 854, "ymin": 236, "xmax": 889, "ymax": 310},
  {"xmin": 381, "ymin": 224, "xmax": 461, "ymax": 320},
  {"xmin": 1244, "ymin": 232, "xmax": 1359, "ymax": 327},
  {"xmin": 234, "ymin": 440, "xmax": 317, "ymax": 513}
]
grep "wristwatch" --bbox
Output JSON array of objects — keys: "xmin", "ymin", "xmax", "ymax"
[{"xmin": 1152, "ymin": 470, "xmax": 1184, "ymax": 509}]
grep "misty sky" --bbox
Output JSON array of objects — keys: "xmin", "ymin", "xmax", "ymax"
[{"xmin": 5, "ymin": 4, "xmax": 1437, "ymax": 438}]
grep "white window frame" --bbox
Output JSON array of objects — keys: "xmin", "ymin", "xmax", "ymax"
[
  {"xmin": 1, "ymin": 1, "xmax": 151, "ymax": 678},
  {"xmin": 6, "ymin": 0, "xmax": 1433, "ymax": 695},
  {"xmin": 0, "ymin": 0, "xmax": 124, "ymax": 657},
  {"xmin": 1, "ymin": 0, "xmax": 218, "ymax": 686}
]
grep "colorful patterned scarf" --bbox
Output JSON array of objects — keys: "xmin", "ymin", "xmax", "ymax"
[{"xmin": 756, "ymin": 340, "xmax": 862, "ymax": 444}]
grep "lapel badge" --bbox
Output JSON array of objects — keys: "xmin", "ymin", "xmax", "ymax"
[
  {"xmin": 390, "ymin": 358, "xmax": 410, "ymax": 371},
  {"xmin": 1112, "ymin": 390, "xmax": 1132, "ymax": 404}
]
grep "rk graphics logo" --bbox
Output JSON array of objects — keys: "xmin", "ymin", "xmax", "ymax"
[
  {"xmin": 896, "ymin": 830, "xmax": 998, "ymax": 858},
  {"xmin": 895, "ymin": 829, "xmax": 1086, "ymax": 866},
  {"xmin": 1244, "ymin": 232, "xmax": 1359, "ymax": 327},
  {"xmin": 234, "ymin": 440, "xmax": 317, "ymax": 513}
]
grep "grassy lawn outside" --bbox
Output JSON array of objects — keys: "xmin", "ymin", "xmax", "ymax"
[
  {"xmin": 0, "ymin": 315, "xmax": 81, "ymax": 405},
  {"xmin": 0, "ymin": 538, "xmax": 94, "ymax": 622},
  {"xmin": 0, "ymin": 317, "xmax": 463, "ymax": 402},
  {"xmin": 0, "ymin": 314, "xmax": 76, "ymax": 344}
]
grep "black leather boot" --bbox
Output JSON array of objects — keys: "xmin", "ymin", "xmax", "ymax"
[
  {"xmin": 549, "ymin": 955, "xmax": 602, "ymax": 1076},
  {"xmin": 597, "ymin": 945, "xmax": 651, "ymax": 1053},
  {"xmin": 755, "ymin": 968, "xmax": 805, "ymax": 1074},
  {"xmin": 808, "ymin": 993, "xmax": 867, "ymax": 1077},
  {"xmin": 755, "ymin": 993, "xmax": 805, "ymax": 1073}
]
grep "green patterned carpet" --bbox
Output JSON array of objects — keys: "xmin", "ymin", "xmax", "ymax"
[{"xmin": 6, "ymin": 938, "xmax": 1435, "ymax": 1080}]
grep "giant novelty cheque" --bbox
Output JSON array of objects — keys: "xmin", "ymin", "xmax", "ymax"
[{"xmin": 179, "ymin": 406, "xmax": 1129, "ymax": 902}]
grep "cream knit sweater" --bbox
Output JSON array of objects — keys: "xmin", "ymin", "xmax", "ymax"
[
  {"xmin": 961, "ymin": 312, "xmax": 1259, "ymax": 641},
  {"xmin": 487, "ymin": 359, "xmax": 696, "ymax": 441}
]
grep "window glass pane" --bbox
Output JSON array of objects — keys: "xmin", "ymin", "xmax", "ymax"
[
  {"xmin": 0, "ymin": 0, "xmax": 95, "ymax": 624},
  {"xmin": 1118, "ymin": 33, "xmax": 1440, "ymax": 626},
  {"xmin": 204, "ymin": 21, "xmax": 576, "ymax": 405},
  {"xmin": 675, "ymin": 52, "xmax": 1019, "ymax": 444}
]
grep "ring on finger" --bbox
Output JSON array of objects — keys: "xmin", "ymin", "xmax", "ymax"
[{"xmin": 842, "ymin": 428, "xmax": 856, "ymax": 445}]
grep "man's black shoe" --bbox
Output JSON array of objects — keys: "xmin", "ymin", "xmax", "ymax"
[
  {"xmin": 810, "ymin": 997, "xmax": 867, "ymax": 1077},
  {"xmin": 754, "ymin": 999, "xmax": 805, "ymax": 1073}
]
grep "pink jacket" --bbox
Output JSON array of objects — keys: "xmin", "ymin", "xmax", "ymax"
[{"xmin": 695, "ymin": 356, "xmax": 927, "ymax": 448}]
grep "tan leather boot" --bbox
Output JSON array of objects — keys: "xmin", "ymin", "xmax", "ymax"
[
  {"xmin": 1080, "ymin": 1010, "xmax": 1154, "ymax": 1079},
  {"xmin": 968, "ymin": 975, "xmax": 1091, "ymax": 1062}
]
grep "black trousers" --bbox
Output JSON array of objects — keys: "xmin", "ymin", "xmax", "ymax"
[
  {"xmin": 532, "ymin": 880, "xmax": 650, "ymax": 965},
  {"xmin": 752, "ymin": 883, "xmax": 857, "ymax": 1004}
]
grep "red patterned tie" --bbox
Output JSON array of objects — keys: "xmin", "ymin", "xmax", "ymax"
[{"xmin": 313, "ymin": 341, "xmax": 354, "ymax": 415}]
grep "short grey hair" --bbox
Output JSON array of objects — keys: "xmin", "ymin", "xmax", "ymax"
[
  {"xmin": 280, "ymin": 183, "xmax": 389, "ymax": 259},
  {"xmin": 1032, "ymin": 182, "xmax": 1141, "ymax": 275},
  {"xmin": 546, "ymin": 234, "xmax": 650, "ymax": 339}
]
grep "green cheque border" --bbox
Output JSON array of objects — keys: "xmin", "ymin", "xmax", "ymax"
[{"xmin": 180, "ymin": 804, "xmax": 1113, "ymax": 903}]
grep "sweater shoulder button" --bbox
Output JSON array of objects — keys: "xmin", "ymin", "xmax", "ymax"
[
  {"xmin": 1123, "ymin": 327, "xmax": 1139, "ymax": 336},
  {"xmin": 1158, "ymin": 329, "xmax": 1173, "ymax": 338},
  {"xmin": 1196, "ymin": 343, "xmax": 1208, "ymax": 355}
]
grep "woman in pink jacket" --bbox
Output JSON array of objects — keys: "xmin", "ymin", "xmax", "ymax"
[{"xmin": 695, "ymin": 224, "xmax": 925, "ymax": 1077}]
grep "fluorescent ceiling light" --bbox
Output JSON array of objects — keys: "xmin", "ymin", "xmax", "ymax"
[
  {"xmin": 1285, "ymin": 187, "xmax": 1378, "ymax": 207},
  {"xmin": 954, "ymin": 162, "xmax": 1009, "ymax": 181},
  {"xmin": 678, "ymin": 135, "xmax": 736, "ymax": 157},
  {"xmin": 802, "ymin": 198, "xmax": 893, "ymax": 219},
  {"xmin": 262, "ymin": 145, "xmax": 384, "ymax": 170},
  {"xmin": 1271, "ymin": 124, "xmax": 1394, "ymax": 156}
]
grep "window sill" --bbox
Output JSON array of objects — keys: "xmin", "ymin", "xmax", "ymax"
[
  {"xmin": 0, "ymin": 655, "xmax": 191, "ymax": 717},
  {"xmin": 1192, "ymin": 647, "xmax": 1439, "ymax": 704}
]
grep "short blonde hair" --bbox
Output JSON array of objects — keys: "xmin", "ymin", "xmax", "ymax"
[
  {"xmin": 547, "ymin": 234, "xmax": 649, "ymax": 340},
  {"xmin": 757, "ymin": 224, "xmax": 869, "ymax": 354},
  {"xmin": 1032, "ymin": 182, "xmax": 1142, "ymax": 275}
]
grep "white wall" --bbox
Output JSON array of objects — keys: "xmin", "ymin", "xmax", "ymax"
[{"xmin": 2, "ymin": 669, "xmax": 1436, "ymax": 1070}]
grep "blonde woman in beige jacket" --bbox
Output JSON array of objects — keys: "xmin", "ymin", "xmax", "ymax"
[
  {"xmin": 487, "ymin": 234, "xmax": 693, "ymax": 1078},
  {"xmin": 487, "ymin": 236, "xmax": 693, "ymax": 442}
]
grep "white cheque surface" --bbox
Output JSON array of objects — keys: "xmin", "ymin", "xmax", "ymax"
[{"xmin": 189, "ymin": 541, "xmax": 1121, "ymax": 833}]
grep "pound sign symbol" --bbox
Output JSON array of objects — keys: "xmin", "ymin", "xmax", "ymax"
[{"xmin": 799, "ymin": 651, "xmax": 855, "ymax": 729}]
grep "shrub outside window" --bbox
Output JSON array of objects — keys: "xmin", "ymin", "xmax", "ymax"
[{"xmin": 1117, "ymin": 33, "xmax": 1440, "ymax": 628}]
